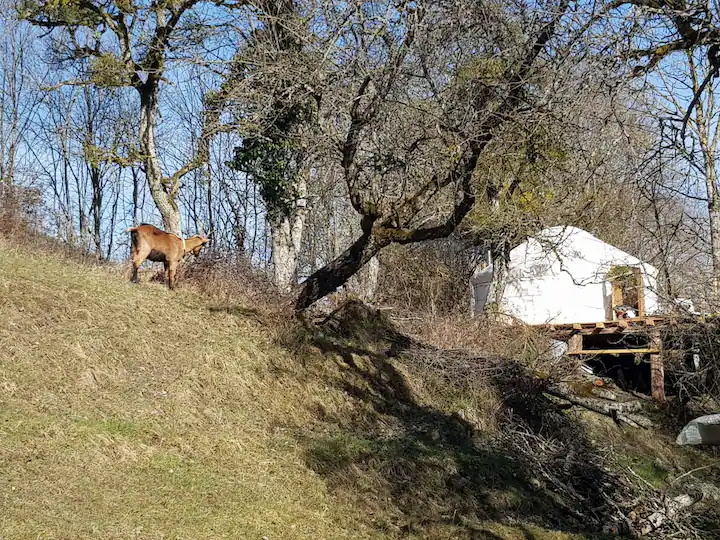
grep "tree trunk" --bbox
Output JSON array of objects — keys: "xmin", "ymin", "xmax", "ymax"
[
  {"xmin": 689, "ymin": 58, "xmax": 720, "ymax": 307},
  {"xmin": 62, "ymin": 139, "xmax": 75, "ymax": 244},
  {"xmin": 360, "ymin": 255, "xmax": 380, "ymax": 301},
  {"xmin": 106, "ymin": 178, "xmax": 120, "ymax": 260},
  {"xmin": 139, "ymin": 83, "xmax": 181, "ymax": 236},
  {"xmin": 131, "ymin": 167, "xmax": 139, "ymax": 226},
  {"xmin": 90, "ymin": 165, "xmax": 103, "ymax": 260},
  {"xmin": 485, "ymin": 247, "xmax": 509, "ymax": 313},
  {"xmin": 295, "ymin": 227, "xmax": 383, "ymax": 311},
  {"xmin": 6, "ymin": 136, "xmax": 15, "ymax": 185},
  {"xmin": 79, "ymin": 210, "xmax": 90, "ymax": 252},
  {"xmin": 347, "ymin": 254, "xmax": 380, "ymax": 302},
  {"xmin": 698, "ymin": 126, "xmax": 720, "ymax": 305},
  {"xmin": 206, "ymin": 160, "xmax": 215, "ymax": 238},
  {"xmin": 270, "ymin": 179, "xmax": 307, "ymax": 292},
  {"xmin": 708, "ymin": 181, "xmax": 720, "ymax": 305}
]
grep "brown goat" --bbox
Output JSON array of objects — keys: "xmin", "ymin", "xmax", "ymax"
[{"xmin": 127, "ymin": 224, "xmax": 209, "ymax": 290}]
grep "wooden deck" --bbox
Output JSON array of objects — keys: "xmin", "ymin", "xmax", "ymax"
[
  {"xmin": 533, "ymin": 316, "xmax": 682, "ymax": 402},
  {"xmin": 535, "ymin": 316, "xmax": 671, "ymax": 339}
]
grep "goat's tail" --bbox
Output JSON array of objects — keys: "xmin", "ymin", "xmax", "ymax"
[{"xmin": 127, "ymin": 227, "xmax": 139, "ymax": 251}]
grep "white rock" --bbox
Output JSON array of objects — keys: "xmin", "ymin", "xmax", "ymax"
[{"xmin": 676, "ymin": 414, "xmax": 720, "ymax": 445}]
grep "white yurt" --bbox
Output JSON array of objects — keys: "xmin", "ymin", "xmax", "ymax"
[{"xmin": 471, "ymin": 226, "xmax": 659, "ymax": 324}]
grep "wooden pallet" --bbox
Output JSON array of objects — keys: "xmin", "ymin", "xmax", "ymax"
[{"xmin": 535, "ymin": 317, "xmax": 673, "ymax": 339}]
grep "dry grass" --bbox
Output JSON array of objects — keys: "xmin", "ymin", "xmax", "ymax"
[
  {"xmin": 0, "ymin": 237, "xmax": 585, "ymax": 540},
  {"xmin": 396, "ymin": 313, "xmax": 580, "ymax": 382},
  {"xmin": 0, "ymin": 238, "xmax": 373, "ymax": 539},
  {"xmin": 2, "ymin": 234, "xmax": 718, "ymax": 539}
]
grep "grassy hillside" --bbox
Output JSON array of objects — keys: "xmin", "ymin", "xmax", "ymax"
[
  {"xmin": 0, "ymin": 239, "xmax": 370, "ymax": 539},
  {"xmin": 0, "ymin": 238, "xmax": 718, "ymax": 539}
]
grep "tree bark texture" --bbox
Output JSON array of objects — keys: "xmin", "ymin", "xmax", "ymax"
[
  {"xmin": 485, "ymin": 248, "xmax": 510, "ymax": 312},
  {"xmin": 139, "ymin": 83, "xmax": 181, "ymax": 236},
  {"xmin": 270, "ymin": 178, "xmax": 307, "ymax": 292}
]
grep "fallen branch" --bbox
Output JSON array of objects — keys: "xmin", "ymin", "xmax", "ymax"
[
  {"xmin": 546, "ymin": 382, "xmax": 654, "ymax": 428},
  {"xmin": 630, "ymin": 390, "xmax": 654, "ymax": 402},
  {"xmin": 591, "ymin": 386, "xmax": 619, "ymax": 401}
]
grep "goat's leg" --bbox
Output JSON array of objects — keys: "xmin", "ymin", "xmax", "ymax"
[
  {"xmin": 168, "ymin": 261, "xmax": 178, "ymax": 290},
  {"xmin": 131, "ymin": 245, "xmax": 150, "ymax": 284},
  {"xmin": 131, "ymin": 254, "xmax": 142, "ymax": 283}
]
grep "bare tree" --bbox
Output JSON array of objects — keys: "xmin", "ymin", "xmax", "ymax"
[
  {"xmin": 78, "ymin": 83, "xmax": 125, "ymax": 259},
  {"xmin": 639, "ymin": 49, "xmax": 720, "ymax": 304},
  {"xmin": 288, "ymin": 0, "xmax": 592, "ymax": 311},
  {"xmin": 22, "ymin": 0, "xmax": 246, "ymax": 235},
  {"xmin": 0, "ymin": 2, "xmax": 45, "ymax": 185},
  {"xmin": 208, "ymin": 0, "xmax": 316, "ymax": 291}
]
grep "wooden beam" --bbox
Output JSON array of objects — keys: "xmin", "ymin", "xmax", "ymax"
[
  {"xmin": 572, "ymin": 323, "xmax": 583, "ymax": 330},
  {"xmin": 634, "ymin": 267, "xmax": 645, "ymax": 317},
  {"xmin": 595, "ymin": 326, "xmax": 624, "ymax": 335},
  {"xmin": 568, "ymin": 334, "xmax": 583, "ymax": 354},
  {"xmin": 650, "ymin": 332, "xmax": 665, "ymax": 402},
  {"xmin": 567, "ymin": 348, "xmax": 660, "ymax": 356},
  {"xmin": 592, "ymin": 322, "xmax": 605, "ymax": 335}
]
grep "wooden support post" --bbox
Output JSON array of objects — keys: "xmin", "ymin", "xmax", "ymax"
[
  {"xmin": 650, "ymin": 332, "xmax": 665, "ymax": 402},
  {"xmin": 568, "ymin": 334, "xmax": 583, "ymax": 354},
  {"xmin": 634, "ymin": 267, "xmax": 645, "ymax": 317}
]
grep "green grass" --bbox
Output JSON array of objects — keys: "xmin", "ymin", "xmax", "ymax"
[
  {"xmin": 2, "ymin": 237, "xmax": 716, "ymax": 540},
  {"xmin": 0, "ymin": 240, "xmax": 371, "ymax": 539}
]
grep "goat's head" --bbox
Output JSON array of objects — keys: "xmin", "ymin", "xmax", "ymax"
[{"xmin": 187, "ymin": 235, "xmax": 210, "ymax": 256}]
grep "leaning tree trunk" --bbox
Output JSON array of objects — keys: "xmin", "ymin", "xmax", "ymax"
[
  {"xmin": 295, "ymin": 226, "xmax": 383, "ymax": 311},
  {"xmin": 139, "ymin": 82, "xmax": 182, "ymax": 236},
  {"xmin": 270, "ymin": 179, "xmax": 307, "ymax": 292}
]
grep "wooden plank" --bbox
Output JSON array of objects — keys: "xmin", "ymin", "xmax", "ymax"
[
  {"xmin": 634, "ymin": 267, "xmax": 645, "ymax": 317},
  {"xmin": 592, "ymin": 322, "xmax": 606, "ymax": 335},
  {"xmin": 568, "ymin": 334, "xmax": 583, "ymax": 354},
  {"xmin": 531, "ymin": 316, "xmax": 677, "ymax": 333},
  {"xmin": 567, "ymin": 348, "xmax": 660, "ymax": 356},
  {"xmin": 598, "ymin": 326, "xmax": 624, "ymax": 334},
  {"xmin": 650, "ymin": 332, "xmax": 665, "ymax": 402},
  {"xmin": 611, "ymin": 271, "xmax": 624, "ymax": 321}
]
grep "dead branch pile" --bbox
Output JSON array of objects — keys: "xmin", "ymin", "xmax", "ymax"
[{"xmin": 545, "ymin": 382, "xmax": 656, "ymax": 429}]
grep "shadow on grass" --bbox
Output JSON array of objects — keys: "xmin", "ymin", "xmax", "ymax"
[{"xmin": 294, "ymin": 302, "xmax": 623, "ymax": 539}]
